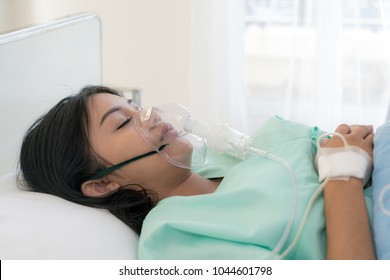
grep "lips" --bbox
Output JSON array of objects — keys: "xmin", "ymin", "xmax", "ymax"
[{"xmin": 160, "ymin": 122, "xmax": 178, "ymax": 141}]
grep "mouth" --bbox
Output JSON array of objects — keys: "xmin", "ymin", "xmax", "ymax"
[{"xmin": 160, "ymin": 122, "xmax": 178, "ymax": 141}]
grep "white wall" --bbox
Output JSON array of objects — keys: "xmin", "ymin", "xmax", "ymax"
[
  {"xmin": 0, "ymin": 0, "xmax": 10, "ymax": 32},
  {"xmin": 0, "ymin": 0, "xmax": 192, "ymax": 108}
]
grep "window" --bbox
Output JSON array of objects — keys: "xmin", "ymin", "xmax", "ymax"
[{"xmin": 244, "ymin": 0, "xmax": 390, "ymax": 131}]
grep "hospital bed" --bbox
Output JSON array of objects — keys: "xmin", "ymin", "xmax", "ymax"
[
  {"xmin": 0, "ymin": 13, "xmax": 139, "ymax": 259},
  {"xmin": 0, "ymin": 13, "xmax": 389, "ymax": 260}
]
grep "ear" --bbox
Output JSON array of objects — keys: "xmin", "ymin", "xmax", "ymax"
[{"xmin": 81, "ymin": 179, "xmax": 121, "ymax": 198}]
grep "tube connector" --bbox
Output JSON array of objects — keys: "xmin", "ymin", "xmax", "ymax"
[{"xmin": 184, "ymin": 118, "xmax": 253, "ymax": 160}]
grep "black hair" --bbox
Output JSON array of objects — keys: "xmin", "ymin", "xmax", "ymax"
[{"xmin": 18, "ymin": 85, "xmax": 153, "ymax": 234}]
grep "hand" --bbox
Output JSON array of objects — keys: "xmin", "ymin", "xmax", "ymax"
[{"xmin": 321, "ymin": 124, "xmax": 374, "ymax": 158}]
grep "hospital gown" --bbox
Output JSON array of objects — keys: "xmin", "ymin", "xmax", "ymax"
[{"xmin": 138, "ymin": 116, "xmax": 373, "ymax": 260}]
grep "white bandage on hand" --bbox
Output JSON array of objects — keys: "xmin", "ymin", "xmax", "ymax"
[{"xmin": 314, "ymin": 133, "xmax": 373, "ymax": 186}]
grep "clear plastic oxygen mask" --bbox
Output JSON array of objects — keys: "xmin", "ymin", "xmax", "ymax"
[{"xmin": 134, "ymin": 106, "xmax": 207, "ymax": 169}]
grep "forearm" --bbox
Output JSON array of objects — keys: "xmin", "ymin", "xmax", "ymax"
[{"xmin": 324, "ymin": 178, "xmax": 375, "ymax": 259}]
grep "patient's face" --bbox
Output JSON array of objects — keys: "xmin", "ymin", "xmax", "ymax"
[{"xmin": 87, "ymin": 93, "xmax": 192, "ymax": 195}]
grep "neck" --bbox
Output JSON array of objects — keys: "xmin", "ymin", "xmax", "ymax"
[{"xmin": 158, "ymin": 173, "xmax": 221, "ymax": 201}]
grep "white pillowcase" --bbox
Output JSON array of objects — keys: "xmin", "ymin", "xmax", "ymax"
[{"xmin": 0, "ymin": 172, "xmax": 139, "ymax": 260}]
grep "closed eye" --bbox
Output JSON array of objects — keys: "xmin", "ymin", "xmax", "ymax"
[{"xmin": 117, "ymin": 118, "xmax": 131, "ymax": 130}]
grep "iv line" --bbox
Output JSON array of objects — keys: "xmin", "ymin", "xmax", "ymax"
[
  {"xmin": 247, "ymin": 147, "xmax": 298, "ymax": 260},
  {"xmin": 278, "ymin": 132, "xmax": 352, "ymax": 258}
]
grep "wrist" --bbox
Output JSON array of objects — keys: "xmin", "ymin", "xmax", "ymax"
[
  {"xmin": 324, "ymin": 177, "xmax": 364, "ymax": 192},
  {"xmin": 315, "ymin": 133, "xmax": 373, "ymax": 187}
]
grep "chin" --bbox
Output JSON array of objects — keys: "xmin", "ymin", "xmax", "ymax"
[{"xmin": 161, "ymin": 137, "xmax": 193, "ymax": 167}]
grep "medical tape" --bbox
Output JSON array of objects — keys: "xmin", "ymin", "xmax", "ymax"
[{"xmin": 314, "ymin": 133, "xmax": 372, "ymax": 186}]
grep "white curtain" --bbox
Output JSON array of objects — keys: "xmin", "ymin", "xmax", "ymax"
[
  {"xmin": 189, "ymin": 0, "xmax": 248, "ymax": 132},
  {"xmin": 190, "ymin": 0, "xmax": 390, "ymax": 134}
]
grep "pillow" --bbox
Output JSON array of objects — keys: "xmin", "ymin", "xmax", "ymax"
[
  {"xmin": 372, "ymin": 122, "xmax": 390, "ymax": 259},
  {"xmin": 0, "ymin": 172, "xmax": 139, "ymax": 260}
]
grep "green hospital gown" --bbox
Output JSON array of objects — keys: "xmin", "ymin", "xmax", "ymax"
[{"xmin": 138, "ymin": 116, "xmax": 373, "ymax": 259}]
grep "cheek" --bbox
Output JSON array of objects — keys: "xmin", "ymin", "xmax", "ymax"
[
  {"xmin": 91, "ymin": 129, "xmax": 150, "ymax": 164},
  {"xmin": 122, "ymin": 139, "xmax": 193, "ymax": 181},
  {"xmin": 121, "ymin": 154, "xmax": 170, "ymax": 184}
]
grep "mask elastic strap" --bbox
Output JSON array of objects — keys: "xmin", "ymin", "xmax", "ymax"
[{"xmin": 88, "ymin": 144, "xmax": 168, "ymax": 180}]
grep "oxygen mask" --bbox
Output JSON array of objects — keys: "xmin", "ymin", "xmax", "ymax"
[{"xmin": 134, "ymin": 105, "xmax": 207, "ymax": 169}]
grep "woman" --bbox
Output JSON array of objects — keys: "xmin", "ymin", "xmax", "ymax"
[{"xmin": 19, "ymin": 85, "xmax": 375, "ymax": 259}]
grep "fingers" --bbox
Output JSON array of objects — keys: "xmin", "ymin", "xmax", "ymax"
[
  {"xmin": 335, "ymin": 124, "xmax": 352, "ymax": 134},
  {"xmin": 363, "ymin": 133, "xmax": 374, "ymax": 147},
  {"xmin": 350, "ymin": 124, "xmax": 374, "ymax": 139},
  {"xmin": 328, "ymin": 123, "xmax": 374, "ymax": 157},
  {"xmin": 320, "ymin": 137, "xmax": 330, "ymax": 147},
  {"xmin": 335, "ymin": 124, "xmax": 374, "ymax": 138}
]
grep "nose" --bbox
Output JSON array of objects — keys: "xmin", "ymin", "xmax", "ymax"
[{"xmin": 140, "ymin": 107, "xmax": 161, "ymax": 129}]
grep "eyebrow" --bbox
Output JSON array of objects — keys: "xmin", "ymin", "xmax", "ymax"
[
  {"xmin": 100, "ymin": 106, "xmax": 121, "ymax": 127},
  {"xmin": 99, "ymin": 99, "xmax": 133, "ymax": 127}
]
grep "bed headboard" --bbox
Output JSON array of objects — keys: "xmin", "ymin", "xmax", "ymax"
[{"xmin": 0, "ymin": 12, "xmax": 102, "ymax": 176}]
